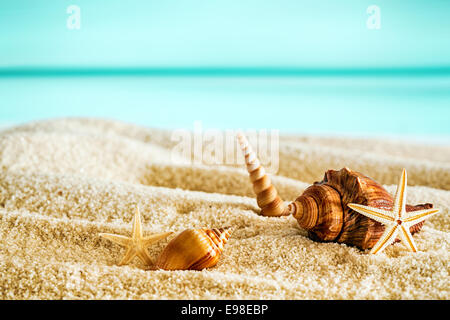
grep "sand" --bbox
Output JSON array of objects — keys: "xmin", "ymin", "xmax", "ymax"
[{"xmin": 0, "ymin": 117, "xmax": 448, "ymax": 300}]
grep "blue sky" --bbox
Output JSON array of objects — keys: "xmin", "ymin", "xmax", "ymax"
[{"xmin": 1, "ymin": 0, "xmax": 450, "ymax": 68}]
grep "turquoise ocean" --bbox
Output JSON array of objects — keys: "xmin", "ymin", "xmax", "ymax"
[{"xmin": 0, "ymin": 1, "xmax": 449, "ymax": 142}]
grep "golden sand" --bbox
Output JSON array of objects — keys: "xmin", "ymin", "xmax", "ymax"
[{"xmin": 0, "ymin": 118, "xmax": 448, "ymax": 299}]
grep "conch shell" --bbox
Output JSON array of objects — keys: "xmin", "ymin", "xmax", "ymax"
[
  {"xmin": 237, "ymin": 133, "xmax": 433, "ymax": 250},
  {"xmin": 155, "ymin": 227, "xmax": 232, "ymax": 271}
]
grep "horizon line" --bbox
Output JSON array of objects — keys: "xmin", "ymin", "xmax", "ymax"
[{"xmin": 1, "ymin": 66, "xmax": 450, "ymax": 77}]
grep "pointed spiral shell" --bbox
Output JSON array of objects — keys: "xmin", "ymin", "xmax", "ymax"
[
  {"xmin": 237, "ymin": 133, "xmax": 289, "ymax": 216},
  {"xmin": 155, "ymin": 227, "xmax": 232, "ymax": 271}
]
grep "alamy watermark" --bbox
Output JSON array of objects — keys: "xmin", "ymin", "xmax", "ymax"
[
  {"xmin": 65, "ymin": 5, "xmax": 381, "ymax": 31},
  {"xmin": 366, "ymin": 5, "xmax": 381, "ymax": 29},
  {"xmin": 171, "ymin": 122, "xmax": 280, "ymax": 174},
  {"xmin": 67, "ymin": 5, "xmax": 81, "ymax": 30}
]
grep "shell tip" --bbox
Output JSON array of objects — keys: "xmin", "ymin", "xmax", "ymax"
[{"xmin": 223, "ymin": 226, "xmax": 235, "ymax": 233}]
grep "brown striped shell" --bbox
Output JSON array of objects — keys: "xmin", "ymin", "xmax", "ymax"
[
  {"xmin": 291, "ymin": 168, "xmax": 433, "ymax": 249},
  {"xmin": 237, "ymin": 134, "xmax": 433, "ymax": 250},
  {"xmin": 155, "ymin": 227, "xmax": 232, "ymax": 271}
]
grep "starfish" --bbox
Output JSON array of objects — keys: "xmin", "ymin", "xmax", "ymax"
[
  {"xmin": 100, "ymin": 207, "xmax": 172, "ymax": 266},
  {"xmin": 348, "ymin": 169, "xmax": 440, "ymax": 254}
]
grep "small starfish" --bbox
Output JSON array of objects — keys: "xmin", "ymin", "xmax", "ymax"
[
  {"xmin": 348, "ymin": 169, "xmax": 440, "ymax": 254},
  {"xmin": 100, "ymin": 207, "xmax": 172, "ymax": 266}
]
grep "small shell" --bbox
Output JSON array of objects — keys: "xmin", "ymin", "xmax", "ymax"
[
  {"xmin": 238, "ymin": 133, "xmax": 289, "ymax": 216},
  {"xmin": 155, "ymin": 227, "xmax": 232, "ymax": 271}
]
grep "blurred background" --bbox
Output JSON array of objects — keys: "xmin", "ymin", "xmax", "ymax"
[{"xmin": 0, "ymin": 0, "xmax": 449, "ymax": 142}]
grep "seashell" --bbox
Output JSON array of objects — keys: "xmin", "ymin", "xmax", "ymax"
[
  {"xmin": 155, "ymin": 227, "xmax": 232, "ymax": 271},
  {"xmin": 237, "ymin": 134, "xmax": 433, "ymax": 250},
  {"xmin": 237, "ymin": 133, "xmax": 289, "ymax": 217}
]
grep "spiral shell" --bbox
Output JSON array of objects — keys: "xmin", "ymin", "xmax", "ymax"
[
  {"xmin": 155, "ymin": 227, "xmax": 232, "ymax": 271},
  {"xmin": 293, "ymin": 168, "xmax": 433, "ymax": 249},
  {"xmin": 237, "ymin": 134, "xmax": 434, "ymax": 250},
  {"xmin": 237, "ymin": 133, "xmax": 289, "ymax": 217}
]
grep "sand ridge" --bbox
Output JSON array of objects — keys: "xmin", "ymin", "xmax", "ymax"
[{"xmin": 0, "ymin": 118, "xmax": 448, "ymax": 299}]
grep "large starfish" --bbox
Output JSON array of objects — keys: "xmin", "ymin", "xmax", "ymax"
[
  {"xmin": 348, "ymin": 169, "xmax": 440, "ymax": 254},
  {"xmin": 100, "ymin": 207, "xmax": 172, "ymax": 266}
]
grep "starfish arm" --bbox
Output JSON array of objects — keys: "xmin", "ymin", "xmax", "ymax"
[
  {"xmin": 99, "ymin": 233, "xmax": 132, "ymax": 247},
  {"xmin": 398, "ymin": 224, "xmax": 418, "ymax": 252},
  {"xmin": 132, "ymin": 207, "xmax": 143, "ymax": 239},
  {"xmin": 404, "ymin": 208, "xmax": 440, "ymax": 227},
  {"xmin": 135, "ymin": 248, "xmax": 154, "ymax": 266},
  {"xmin": 392, "ymin": 168, "xmax": 407, "ymax": 219},
  {"xmin": 141, "ymin": 232, "xmax": 173, "ymax": 247},
  {"xmin": 118, "ymin": 247, "xmax": 137, "ymax": 266},
  {"xmin": 348, "ymin": 203, "xmax": 394, "ymax": 224},
  {"xmin": 370, "ymin": 224, "xmax": 399, "ymax": 255}
]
